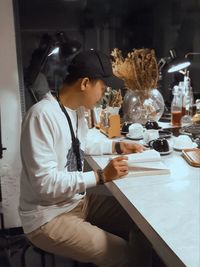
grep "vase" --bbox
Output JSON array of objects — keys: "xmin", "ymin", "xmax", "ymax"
[{"xmin": 122, "ymin": 89, "xmax": 165, "ymax": 124}]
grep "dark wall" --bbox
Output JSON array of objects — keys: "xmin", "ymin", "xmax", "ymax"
[{"xmin": 16, "ymin": 0, "xmax": 200, "ymax": 109}]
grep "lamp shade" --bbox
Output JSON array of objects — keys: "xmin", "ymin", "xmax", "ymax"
[
  {"xmin": 168, "ymin": 58, "xmax": 191, "ymax": 73},
  {"xmin": 164, "ymin": 49, "xmax": 190, "ymax": 73},
  {"xmin": 48, "ymin": 46, "xmax": 60, "ymax": 57},
  {"xmin": 158, "ymin": 49, "xmax": 190, "ymax": 74}
]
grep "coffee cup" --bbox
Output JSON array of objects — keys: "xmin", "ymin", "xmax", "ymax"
[
  {"xmin": 121, "ymin": 122, "xmax": 132, "ymax": 133},
  {"xmin": 143, "ymin": 129, "xmax": 159, "ymax": 144},
  {"xmin": 145, "ymin": 120, "xmax": 159, "ymax": 129},
  {"xmin": 149, "ymin": 138, "xmax": 170, "ymax": 153},
  {"xmin": 128, "ymin": 123, "xmax": 144, "ymax": 138},
  {"xmin": 173, "ymin": 135, "xmax": 193, "ymax": 149}
]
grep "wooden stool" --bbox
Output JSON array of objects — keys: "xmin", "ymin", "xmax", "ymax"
[
  {"xmin": 21, "ymin": 242, "xmax": 57, "ymax": 267},
  {"xmin": 20, "ymin": 241, "xmax": 93, "ymax": 267},
  {"xmin": 0, "ymin": 227, "xmax": 27, "ymax": 267}
]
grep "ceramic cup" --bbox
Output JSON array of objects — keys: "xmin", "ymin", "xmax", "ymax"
[
  {"xmin": 173, "ymin": 135, "xmax": 193, "ymax": 149},
  {"xmin": 149, "ymin": 138, "xmax": 170, "ymax": 153},
  {"xmin": 143, "ymin": 129, "xmax": 159, "ymax": 144},
  {"xmin": 121, "ymin": 122, "xmax": 132, "ymax": 133},
  {"xmin": 128, "ymin": 123, "xmax": 144, "ymax": 138},
  {"xmin": 145, "ymin": 120, "xmax": 159, "ymax": 129}
]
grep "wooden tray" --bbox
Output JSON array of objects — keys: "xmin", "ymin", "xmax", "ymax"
[{"xmin": 182, "ymin": 148, "xmax": 200, "ymax": 167}]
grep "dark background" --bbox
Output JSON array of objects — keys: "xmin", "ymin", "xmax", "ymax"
[{"xmin": 15, "ymin": 0, "xmax": 200, "ymax": 110}]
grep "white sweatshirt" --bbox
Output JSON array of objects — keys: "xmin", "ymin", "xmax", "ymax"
[{"xmin": 19, "ymin": 92, "xmax": 113, "ymax": 233}]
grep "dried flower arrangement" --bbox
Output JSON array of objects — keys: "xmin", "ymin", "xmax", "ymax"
[
  {"xmin": 111, "ymin": 48, "xmax": 159, "ymax": 101},
  {"xmin": 98, "ymin": 88, "xmax": 123, "ymax": 108},
  {"xmin": 106, "ymin": 88, "xmax": 123, "ymax": 107}
]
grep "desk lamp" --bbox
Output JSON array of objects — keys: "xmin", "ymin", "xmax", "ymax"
[
  {"xmin": 166, "ymin": 51, "xmax": 192, "ymax": 126},
  {"xmin": 167, "ymin": 49, "xmax": 191, "ymax": 73},
  {"xmin": 168, "ymin": 52, "xmax": 200, "ymax": 126},
  {"xmin": 26, "ymin": 43, "xmax": 60, "ymax": 103},
  {"xmin": 158, "ymin": 49, "xmax": 191, "ymax": 83},
  {"xmin": 26, "ymin": 32, "xmax": 82, "ymax": 104},
  {"xmin": 157, "ymin": 49, "xmax": 191, "ymax": 118}
]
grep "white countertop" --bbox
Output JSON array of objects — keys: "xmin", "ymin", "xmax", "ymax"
[{"xmin": 88, "ymin": 126, "xmax": 200, "ymax": 267}]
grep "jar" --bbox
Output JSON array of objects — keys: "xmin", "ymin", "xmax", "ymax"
[
  {"xmin": 192, "ymin": 99, "xmax": 200, "ymax": 124},
  {"xmin": 122, "ymin": 88, "xmax": 165, "ymax": 124}
]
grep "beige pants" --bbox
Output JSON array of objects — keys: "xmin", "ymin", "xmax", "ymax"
[{"xmin": 27, "ymin": 194, "xmax": 152, "ymax": 267}]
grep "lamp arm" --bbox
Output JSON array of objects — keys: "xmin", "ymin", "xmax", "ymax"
[
  {"xmin": 158, "ymin": 57, "xmax": 171, "ymax": 72},
  {"xmin": 30, "ymin": 44, "xmax": 52, "ymax": 86},
  {"xmin": 183, "ymin": 52, "xmax": 200, "ymax": 77},
  {"xmin": 26, "ymin": 44, "xmax": 53, "ymax": 103},
  {"xmin": 185, "ymin": 52, "xmax": 200, "ymax": 58}
]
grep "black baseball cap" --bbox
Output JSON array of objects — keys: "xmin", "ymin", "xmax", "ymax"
[{"xmin": 67, "ymin": 50, "xmax": 124, "ymax": 88}]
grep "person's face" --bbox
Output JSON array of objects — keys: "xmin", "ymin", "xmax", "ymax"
[{"xmin": 81, "ymin": 78, "xmax": 106, "ymax": 109}]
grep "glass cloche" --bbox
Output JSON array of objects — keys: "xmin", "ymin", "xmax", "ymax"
[{"xmin": 122, "ymin": 88, "xmax": 165, "ymax": 124}]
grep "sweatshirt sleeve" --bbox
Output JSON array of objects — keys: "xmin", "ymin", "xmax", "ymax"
[
  {"xmin": 85, "ymin": 138, "xmax": 113, "ymax": 155},
  {"xmin": 84, "ymin": 129, "xmax": 113, "ymax": 155},
  {"xmin": 20, "ymin": 111, "xmax": 96, "ymax": 205}
]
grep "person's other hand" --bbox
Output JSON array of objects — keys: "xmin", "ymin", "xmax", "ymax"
[
  {"xmin": 119, "ymin": 141, "xmax": 144, "ymax": 154},
  {"xmin": 103, "ymin": 156, "xmax": 128, "ymax": 182}
]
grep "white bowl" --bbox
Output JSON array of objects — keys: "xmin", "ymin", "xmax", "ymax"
[{"xmin": 173, "ymin": 135, "xmax": 197, "ymax": 150}]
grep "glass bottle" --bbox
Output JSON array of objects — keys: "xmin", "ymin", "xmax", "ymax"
[
  {"xmin": 192, "ymin": 99, "xmax": 200, "ymax": 124},
  {"xmin": 181, "ymin": 76, "xmax": 193, "ymax": 126},
  {"xmin": 178, "ymin": 81, "xmax": 185, "ymax": 115},
  {"xmin": 171, "ymin": 86, "xmax": 182, "ymax": 126}
]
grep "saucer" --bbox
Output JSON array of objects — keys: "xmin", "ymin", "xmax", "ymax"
[
  {"xmin": 173, "ymin": 142, "xmax": 198, "ymax": 151},
  {"xmin": 146, "ymin": 126, "xmax": 162, "ymax": 130},
  {"xmin": 159, "ymin": 130, "xmax": 172, "ymax": 139},
  {"xmin": 159, "ymin": 148, "xmax": 173, "ymax": 155},
  {"xmin": 121, "ymin": 131, "xmax": 129, "ymax": 134},
  {"xmin": 126, "ymin": 133, "xmax": 143, "ymax": 140}
]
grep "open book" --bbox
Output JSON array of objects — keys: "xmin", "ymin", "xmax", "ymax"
[{"xmin": 93, "ymin": 150, "xmax": 170, "ymax": 177}]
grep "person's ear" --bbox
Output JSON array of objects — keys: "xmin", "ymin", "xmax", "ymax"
[{"xmin": 80, "ymin": 77, "xmax": 90, "ymax": 91}]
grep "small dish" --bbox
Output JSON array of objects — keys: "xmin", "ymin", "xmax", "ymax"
[
  {"xmin": 159, "ymin": 130, "xmax": 172, "ymax": 139},
  {"xmin": 159, "ymin": 148, "xmax": 173, "ymax": 155},
  {"xmin": 173, "ymin": 142, "xmax": 198, "ymax": 151},
  {"xmin": 126, "ymin": 133, "xmax": 143, "ymax": 140}
]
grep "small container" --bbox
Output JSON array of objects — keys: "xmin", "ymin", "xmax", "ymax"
[
  {"xmin": 84, "ymin": 109, "xmax": 94, "ymax": 128},
  {"xmin": 171, "ymin": 86, "xmax": 182, "ymax": 126},
  {"xmin": 192, "ymin": 99, "xmax": 200, "ymax": 124},
  {"xmin": 181, "ymin": 76, "xmax": 194, "ymax": 126},
  {"xmin": 182, "ymin": 76, "xmax": 194, "ymax": 116}
]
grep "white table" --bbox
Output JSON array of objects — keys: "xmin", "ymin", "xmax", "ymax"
[{"xmin": 87, "ymin": 127, "xmax": 200, "ymax": 267}]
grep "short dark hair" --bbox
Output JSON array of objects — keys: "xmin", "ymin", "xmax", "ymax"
[{"xmin": 63, "ymin": 74, "xmax": 79, "ymax": 85}]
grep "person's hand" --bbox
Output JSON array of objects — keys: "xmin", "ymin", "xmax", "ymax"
[
  {"xmin": 103, "ymin": 156, "xmax": 128, "ymax": 182},
  {"xmin": 120, "ymin": 141, "xmax": 144, "ymax": 154},
  {"xmin": 113, "ymin": 141, "xmax": 144, "ymax": 154}
]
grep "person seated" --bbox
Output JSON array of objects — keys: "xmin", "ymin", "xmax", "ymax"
[{"xmin": 19, "ymin": 50, "xmax": 150, "ymax": 267}]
